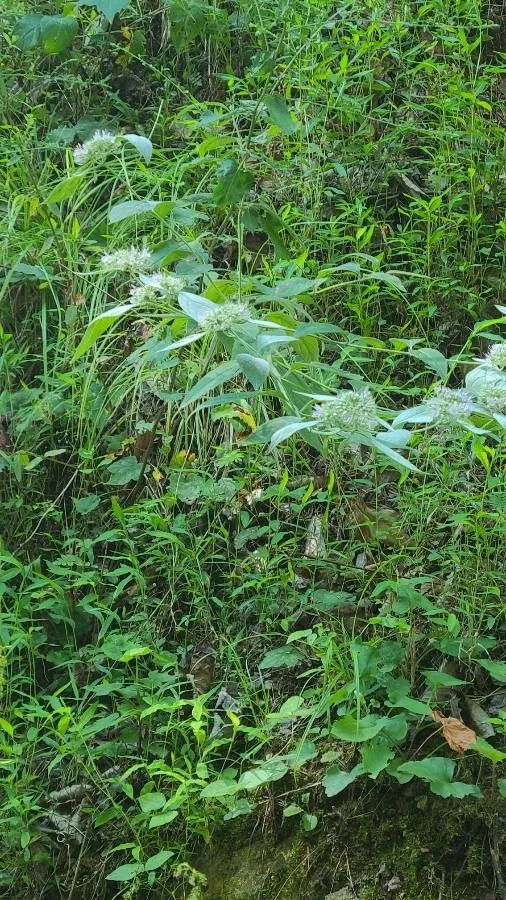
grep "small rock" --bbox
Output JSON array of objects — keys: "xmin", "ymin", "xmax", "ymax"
[
  {"xmin": 488, "ymin": 691, "xmax": 506, "ymax": 717},
  {"xmin": 325, "ymin": 889, "xmax": 355, "ymax": 900}
]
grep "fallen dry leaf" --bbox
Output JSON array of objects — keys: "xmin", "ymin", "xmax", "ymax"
[
  {"xmin": 431, "ymin": 709, "xmax": 477, "ymax": 753},
  {"xmin": 189, "ymin": 642, "xmax": 216, "ymax": 697}
]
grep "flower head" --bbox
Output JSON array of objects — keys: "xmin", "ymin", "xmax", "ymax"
[
  {"xmin": 426, "ymin": 386, "xmax": 473, "ymax": 423},
  {"xmin": 484, "ymin": 343, "xmax": 506, "ymax": 371},
  {"xmin": 73, "ymin": 130, "xmax": 120, "ymax": 166},
  {"xmin": 313, "ymin": 389, "xmax": 378, "ymax": 434},
  {"xmin": 130, "ymin": 271, "xmax": 185, "ymax": 304},
  {"xmin": 101, "ymin": 246, "xmax": 152, "ymax": 275},
  {"xmin": 201, "ymin": 302, "xmax": 251, "ymax": 333},
  {"xmin": 477, "ymin": 383, "xmax": 506, "ymax": 414}
]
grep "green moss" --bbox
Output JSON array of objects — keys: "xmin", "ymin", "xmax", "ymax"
[
  {"xmin": 197, "ymin": 836, "xmax": 314, "ymax": 900},
  {"xmin": 195, "ymin": 786, "xmax": 504, "ymax": 899}
]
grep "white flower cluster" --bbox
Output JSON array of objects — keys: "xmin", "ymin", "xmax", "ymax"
[
  {"xmin": 485, "ymin": 343, "xmax": 506, "ymax": 371},
  {"xmin": 101, "ymin": 246, "xmax": 152, "ymax": 275},
  {"xmin": 73, "ymin": 130, "xmax": 120, "ymax": 166},
  {"xmin": 201, "ymin": 302, "xmax": 251, "ymax": 333},
  {"xmin": 313, "ymin": 389, "xmax": 378, "ymax": 433},
  {"xmin": 426, "ymin": 386, "xmax": 474, "ymax": 423},
  {"xmin": 477, "ymin": 384, "xmax": 506, "ymax": 414},
  {"xmin": 129, "ymin": 272, "xmax": 185, "ymax": 304}
]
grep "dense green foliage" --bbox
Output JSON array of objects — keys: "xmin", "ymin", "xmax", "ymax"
[{"xmin": 0, "ymin": 0, "xmax": 505, "ymax": 896}]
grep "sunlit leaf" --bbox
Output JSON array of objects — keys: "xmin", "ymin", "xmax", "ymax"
[
  {"xmin": 78, "ymin": 0, "xmax": 130, "ymax": 24},
  {"xmin": 73, "ymin": 303, "xmax": 135, "ymax": 360},
  {"xmin": 264, "ymin": 95, "xmax": 298, "ymax": 134},
  {"xmin": 123, "ymin": 133, "xmax": 153, "ymax": 163}
]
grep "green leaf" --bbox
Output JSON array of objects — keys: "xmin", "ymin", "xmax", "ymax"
[
  {"xmin": 123, "ymin": 133, "xmax": 153, "ymax": 163},
  {"xmin": 242, "ymin": 204, "xmax": 291, "ymax": 259},
  {"xmin": 331, "ymin": 714, "xmax": 388, "ymax": 743},
  {"xmin": 270, "ymin": 420, "xmax": 315, "ymax": 449},
  {"xmin": 478, "ymin": 658, "xmax": 506, "ymax": 683},
  {"xmin": 302, "ymin": 813, "xmax": 318, "ymax": 832},
  {"xmin": 106, "ymin": 863, "xmax": 144, "ymax": 882},
  {"xmin": 107, "ymin": 456, "xmax": 143, "ymax": 486},
  {"xmin": 74, "ymin": 494, "xmax": 101, "ymax": 515},
  {"xmin": 259, "ymin": 646, "xmax": 305, "ymax": 670},
  {"xmin": 108, "ymin": 199, "xmax": 159, "ymax": 223},
  {"xmin": 472, "ymin": 738, "xmax": 506, "ymax": 763},
  {"xmin": 283, "ymin": 803, "xmax": 303, "ymax": 817},
  {"xmin": 264, "ymin": 95, "xmax": 298, "ymax": 134},
  {"xmin": 311, "ymin": 590, "xmax": 356, "ymax": 612},
  {"xmin": 282, "ymin": 740, "xmax": 317, "ymax": 768},
  {"xmin": 235, "ymin": 354, "xmax": 271, "ymax": 390},
  {"xmin": 395, "ymin": 756, "xmax": 482, "ymax": 797},
  {"xmin": 46, "ymin": 175, "xmax": 84, "ymax": 205},
  {"xmin": 120, "ymin": 646, "xmax": 152, "ymax": 662},
  {"xmin": 410, "ymin": 347, "xmax": 448, "ymax": 379},
  {"xmin": 73, "ymin": 303, "xmax": 134, "ymax": 360},
  {"xmin": 144, "ymin": 849, "xmax": 174, "ymax": 871},
  {"xmin": 322, "ymin": 763, "xmax": 363, "ymax": 797},
  {"xmin": 0, "ymin": 718, "xmax": 14, "ymax": 737},
  {"xmin": 201, "ymin": 779, "xmax": 239, "ymax": 798},
  {"xmin": 78, "ymin": 0, "xmax": 130, "ymax": 24},
  {"xmin": 238, "ymin": 761, "xmax": 289, "ymax": 790},
  {"xmin": 158, "ymin": 332, "xmax": 204, "ymax": 353},
  {"xmin": 370, "ymin": 437, "xmax": 419, "ymax": 472},
  {"xmin": 14, "ymin": 14, "xmax": 78, "ymax": 53},
  {"xmin": 246, "ymin": 416, "xmax": 303, "ymax": 445},
  {"xmin": 498, "ymin": 778, "xmax": 506, "ymax": 798},
  {"xmin": 213, "ymin": 159, "xmax": 254, "ymax": 207},
  {"xmin": 422, "ymin": 670, "xmax": 467, "ymax": 689},
  {"xmin": 178, "ymin": 291, "xmax": 217, "ymax": 323},
  {"xmin": 181, "ymin": 360, "xmax": 241, "ymax": 408},
  {"xmin": 149, "ymin": 810, "xmax": 178, "ymax": 828},
  {"xmin": 389, "ymin": 695, "xmax": 432, "ymax": 716},
  {"xmin": 138, "ymin": 792, "xmax": 166, "ymax": 813},
  {"xmin": 398, "ymin": 756, "xmax": 454, "ymax": 782},
  {"xmin": 360, "ymin": 739, "xmax": 395, "ymax": 778},
  {"xmin": 430, "ymin": 780, "xmax": 482, "ymax": 799},
  {"xmin": 362, "ymin": 269, "xmax": 406, "ymax": 293}
]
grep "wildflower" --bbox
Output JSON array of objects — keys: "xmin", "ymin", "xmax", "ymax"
[
  {"xmin": 73, "ymin": 130, "xmax": 120, "ymax": 166},
  {"xmin": 484, "ymin": 343, "xmax": 506, "ymax": 371},
  {"xmin": 101, "ymin": 245, "xmax": 152, "ymax": 275},
  {"xmin": 425, "ymin": 386, "xmax": 473, "ymax": 423},
  {"xmin": 313, "ymin": 389, "xmax": 379, "ymax": 433},
  {"xmin": 477, "ymin": 383, "xmax": 506, "ymax": 414},
  {"xmin": 129, "ymin": 271, "xmax": 185, "ymax": 304},
  {"xmin": 200, "ymin": 302, "xmax": 251, "ymax": 333}
]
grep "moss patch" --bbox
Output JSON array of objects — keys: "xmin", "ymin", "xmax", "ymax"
[{"xmin": 196, "ymin": 784, "xmax": 504, "ymax": 899}]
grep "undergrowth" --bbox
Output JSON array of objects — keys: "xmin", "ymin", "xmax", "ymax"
[{"xmin": 0, "ymin": 0, "xmax": 505, "ymax": 897}]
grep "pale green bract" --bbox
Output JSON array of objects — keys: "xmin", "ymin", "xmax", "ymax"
[
  {"xmin": 484, "ymin": 342, "xmax": 506, "ymax": 370},
  {"xmin": 73, "ymin": 130, "xmax": 120, "ymax": 166},
  {"xmin": 200, "ymin": 302, "xmax": 252, "ymax": 333},
  {"xmin": 101, "ymin": 245, "xmax": 153, "ymax": 275},
  {"xmin": 425, "ymin": 386, "xmax": 474, "ymax": 423},
  {"xmin": 312, "ymin": 389, "xmax": 379, "ymax": 434},
  {"xmin": 130, "ymin": 272, "xmax": 185, "ymax": 303}
]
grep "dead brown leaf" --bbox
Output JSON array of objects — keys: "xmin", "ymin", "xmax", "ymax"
[
  {"xmin": 189, "ymin": 642, "xmax": 216, "ymax": 697},
  {"xmin": 431, "ymin": 709, "xmax": 477, "ymax": 753}
]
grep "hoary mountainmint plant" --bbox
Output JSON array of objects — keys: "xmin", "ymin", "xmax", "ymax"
[
  {"xmin": 63, "ymin": 131, "xmax": 506, "ymax": 475},
  {"xmin": 72, "ymin": 227, "xmax": 506, "ymax": 472}
]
